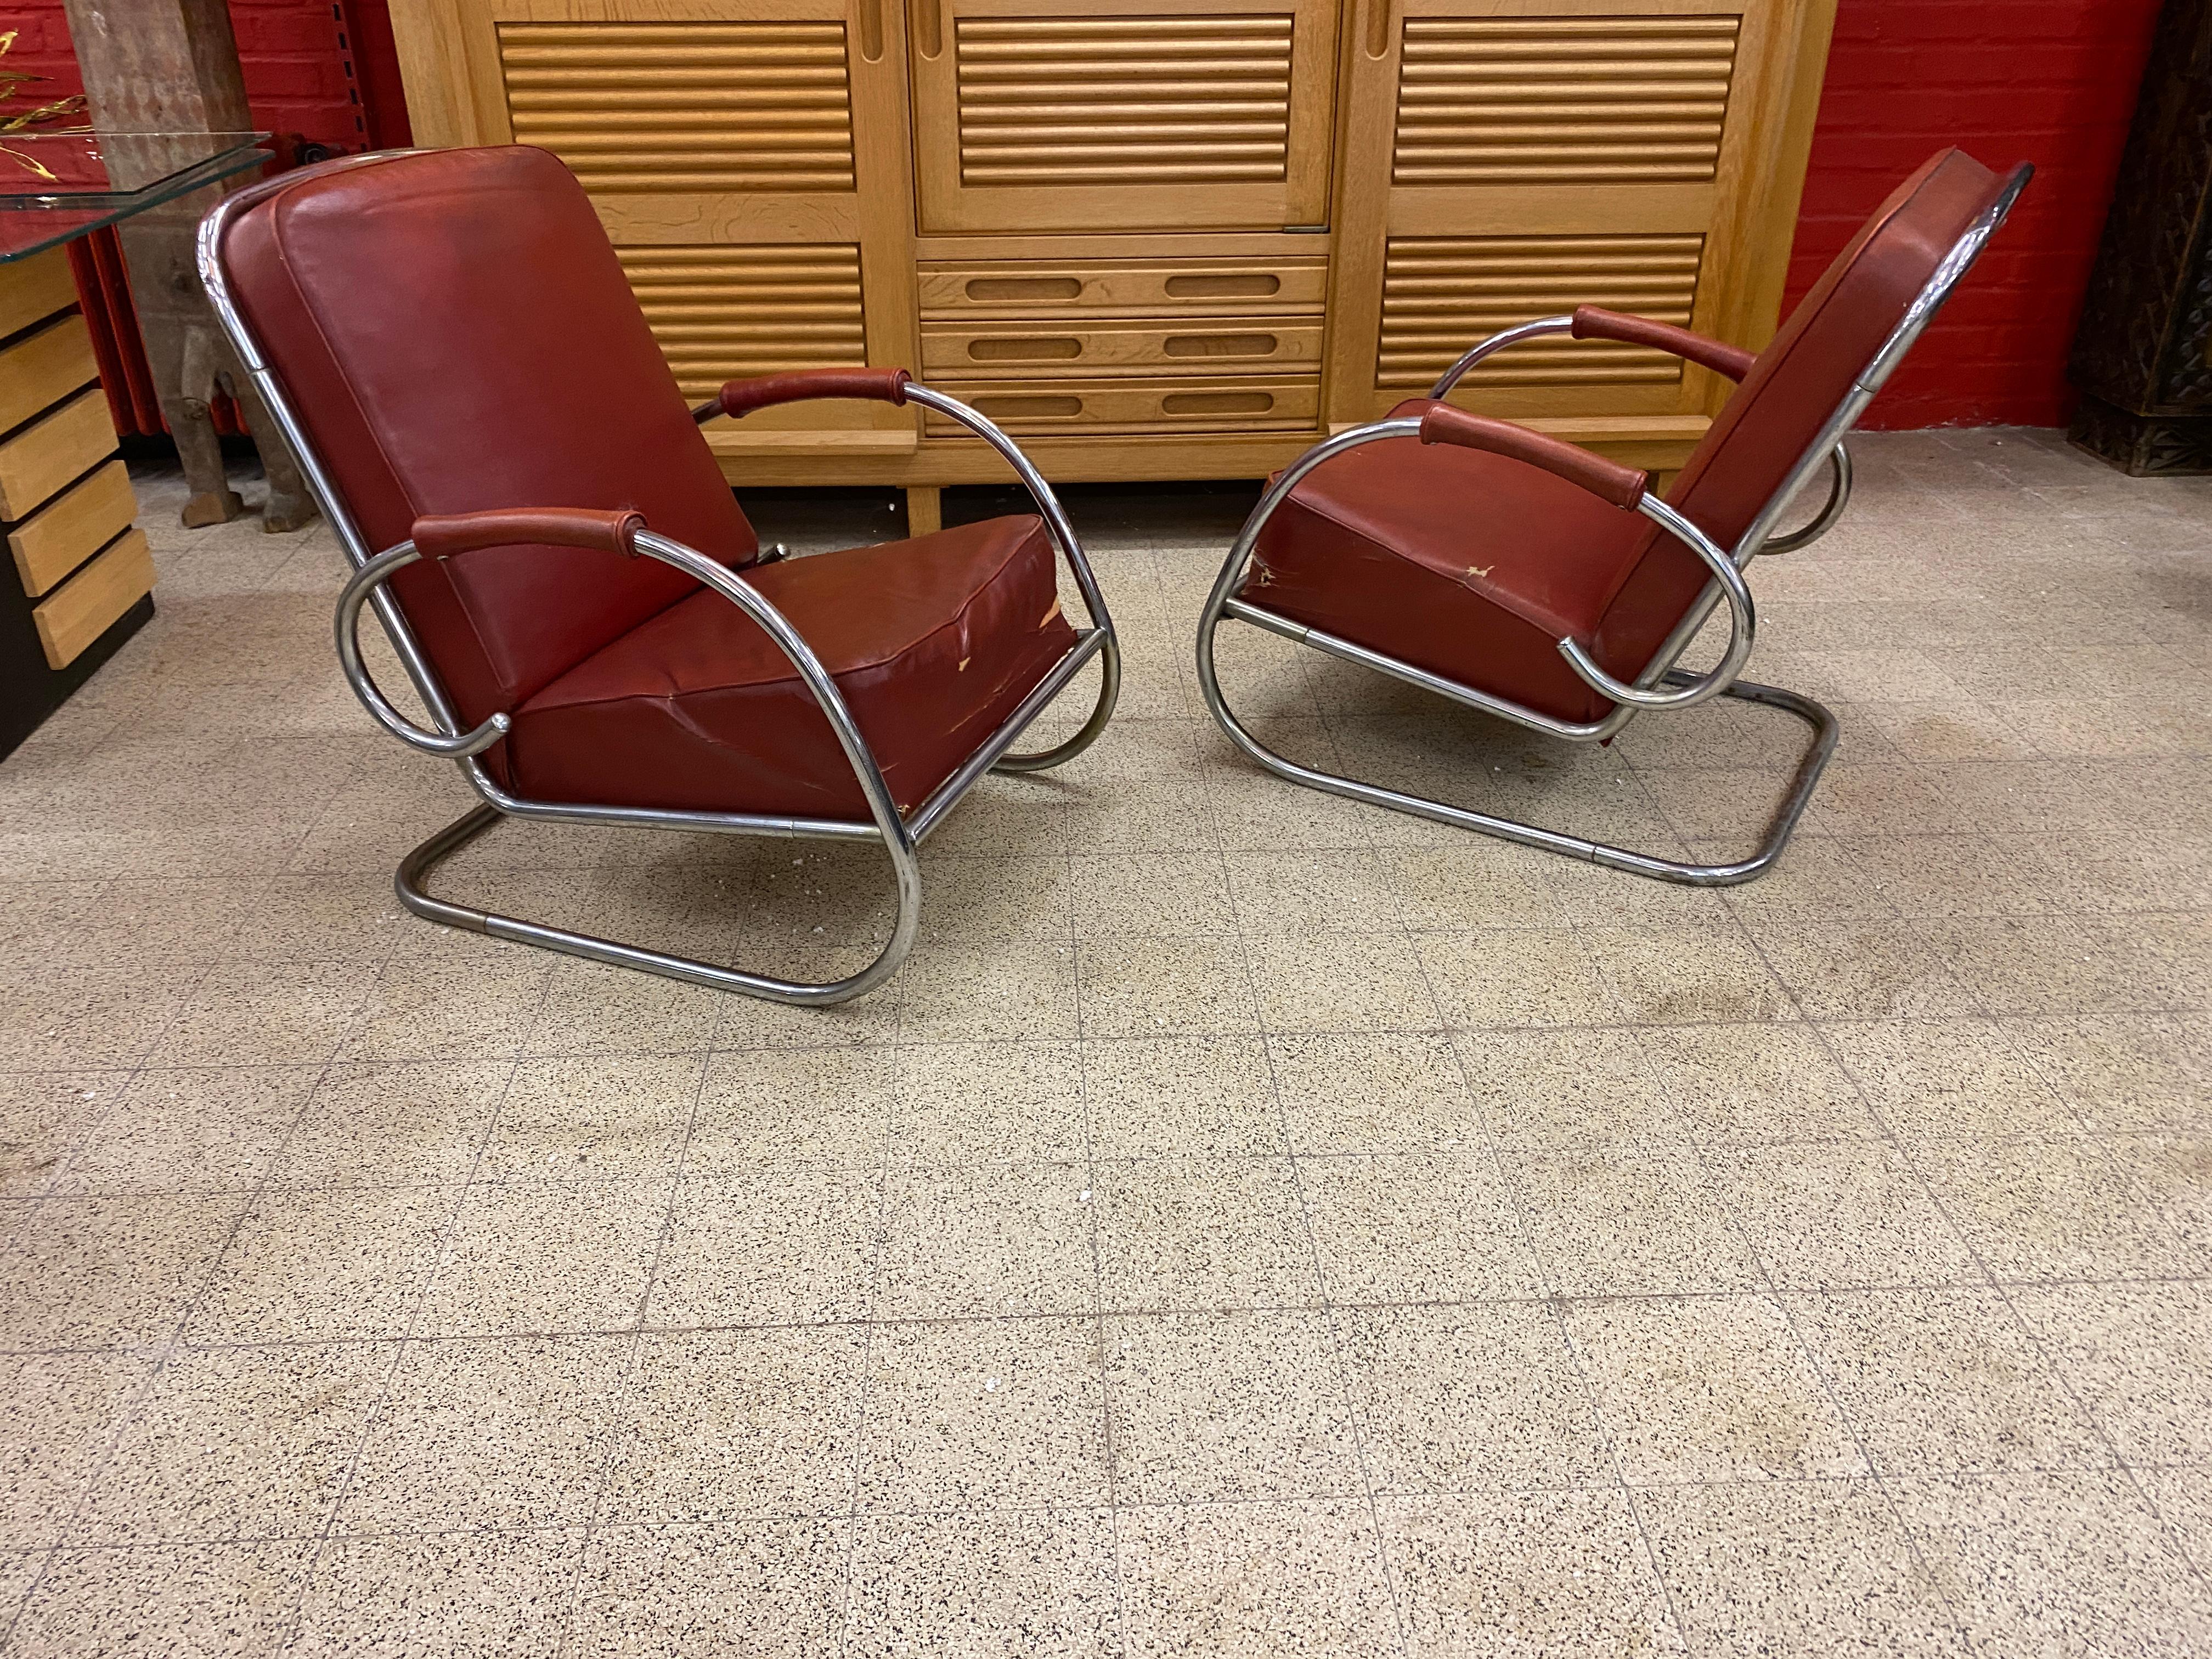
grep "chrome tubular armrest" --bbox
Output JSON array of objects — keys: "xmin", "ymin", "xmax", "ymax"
[
  {"xmin": 1429, "ymin": 315, "xmax": 1576, "ymax": 399},
  {"xmin": 335, "ymin": 544, "xmax": 511, "ymax": 758},
  {"xmin": 335, "ymin": 529, "xmax": 915, "ymax": 858},
  {"xmin": 899, "ymin": 380, "xmax": 1120, "ymax": 769},
  {"xmin": 1203, "ymin": 415, "xmax": 1427, "ymax": 610},
  {"xmin": 630, "ymin": 529, "xmax": 913, "ymax": 855},
  {"xmin": 1759, "ymin": 442, "xmax": 1853, "ymax": 555},
  {"xmin": 1200, "ymin": 416, "xmax": 1753, "ymax": 720},
  {"xmin": 1556, "ymin": 496, "xmax": 1756, "ymax": 712}
]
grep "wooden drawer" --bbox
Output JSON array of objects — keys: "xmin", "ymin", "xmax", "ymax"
[
  {"xmin": 33, "ymin": 526, "xmax": 153, "ymax": 670},
  {"xmin": 0, "ymin": 247, "xmax": 75, "ymax": 343},
  {"xmin": 8, "ymin": 459, "xmax": 136, "ymax": 599},
  {"xmin": 0, "ymin": 388, "xmax": 118, "ymax": 520},
  {"xmin": 919, "ymin": 257, "xmax": 1327, "ymax": 318},
  {"xmin": 923, "ymin": 375, "xmax": 1319, "ymax": 436},
  {"xmin": 0, "ymin": 313, "xmax": 99, "ymax": 435},
  {"xmin": 922, "ymin": 318, "xmax": 1323, "ymax": 380}
]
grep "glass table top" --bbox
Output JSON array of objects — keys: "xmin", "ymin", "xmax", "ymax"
[{"xmin": 0, "ymin": 131, "xmax": 273, "ymax": 262}]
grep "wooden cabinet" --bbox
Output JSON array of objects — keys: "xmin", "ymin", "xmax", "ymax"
[
  {"xmin": 1, "ymin": 248, "xmax": 156, "ymax": 758},
  {"xmin": 1326, "ymin": 0, "xmax": 1837, "ymax": 447},
  {"xmin": 413, "ymin": 0, "xmax": 922, "ymax": 466},
  {"xmin": 907, "ymin": 0, "xmax": 1339, "ymax": 233},
  {"xmin": 388, "ymin": 0, "xmax": 1835, "ymax": 504}
]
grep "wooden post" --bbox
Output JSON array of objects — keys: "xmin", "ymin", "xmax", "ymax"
[{"xmin": 59, "ymin": 0, "xmax": 317, "ymax": 531}]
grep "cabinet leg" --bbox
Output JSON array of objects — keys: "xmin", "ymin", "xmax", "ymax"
[{"xmin": 906, "ymin": 486, "xmax": 941, "ymax": 537}]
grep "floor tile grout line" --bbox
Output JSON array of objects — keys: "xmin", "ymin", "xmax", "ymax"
[
  {"xmin": 1422, "ymin": 947, "xmax": 1699, "ymax": 1655},
  {"xmin": 826, "ymin": 1041, "xmax": 899, "ymax": 1659},
  {"xmin": 0, "ymin": 988, "xmax": 351, "ymax": 1655},
  {"xmin": 25, "ymin": 1458, "xmax": 2212, "ymax": 1553},
  {"xmin": 17, "ymin": 1265, "xmax": 2212, "ymax": 1353},
  {"xmin": 1243, "ymin": 698, "xmax": 1453, "ymax": 1659},
  {"xmin": 282, "ymin": 950, "xmax": 551, "ymax": 1652},
  {"xmin": 1246, "ymin": 957, "xmax": 1414, "ymax": 1656},
  {"xmin": 1725, "ymin": 914, "xmax": 2033, "ymax": 1642},
  {"xmin": 1071, "ymin": 927, "xmax": 1132, "ymax": 1659},
  {"xmin": 15, "ymin": 1267, "xmax": 2212, "ymax": 1357},
  {"xmin": 545, "ymin": 1036, "xmax": 720, "ymax": 1659}
]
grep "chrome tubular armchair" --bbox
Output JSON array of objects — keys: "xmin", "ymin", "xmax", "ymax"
[
  {"xmin": 198, "ymin": 146, "xmax": 1118, "ymax": 1003},
  {"xmin": 1197, "ymin": 149, "xmax": 2030, "ymax": 886}
]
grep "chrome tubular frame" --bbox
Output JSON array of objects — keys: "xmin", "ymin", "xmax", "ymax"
[
  {"xmin": 196, "ymin": 149, "xmax": 1119, "ymax": 1003},
  {"xmin": 1196, "ymin": 164, "xmax": 2029, "ymax": 887}
]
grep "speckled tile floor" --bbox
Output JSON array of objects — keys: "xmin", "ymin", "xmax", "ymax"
[{"xmin": 0, "ymin": 430, "xmax": 2208, "ymax": 1657}]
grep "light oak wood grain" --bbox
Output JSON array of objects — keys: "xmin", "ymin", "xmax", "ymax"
[
  {"xmin": 376, "ymin": 0, "xmax": 1838, "ymax": 488},
  {"xmin": 0, "ymin": 389, "xmax": 117, "ymax": 521},
  {"xmin": 0, "ymin": 313, "xmax": 100, "ymax": 436},
  {"xmin": 33, "ymin": 526, "xmax": 153, "ymax": 669},
  {"xmin": 8, "ymin": 459, "xmax": 137, "ymax": 599},
  {"xmin": 0, "ymin": 248, "xmax": 78, "ymax": 345}
]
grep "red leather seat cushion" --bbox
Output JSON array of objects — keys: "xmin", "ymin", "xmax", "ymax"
[
  {"xmin": 1241, "ymin": 399, "xmax": 1643, "ymax": 725},
  {"xmin": 508, "ymin": 515, "xmax": 1077, "ymax": 819}
]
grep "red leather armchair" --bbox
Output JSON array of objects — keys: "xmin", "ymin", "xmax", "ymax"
[
  {"xmin": 199, "ymin": 146, "xmax": 1119, "ymax": 1003},
  {"xmin": 1196, "ymin": 149, "xmax": 2032, "ymax": 887}
]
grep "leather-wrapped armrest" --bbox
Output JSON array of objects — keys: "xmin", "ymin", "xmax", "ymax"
[
  {"xmin": 1571, "ymin": 306, "xmax": 1757, "ymax": 383},
  {"xmin": 710, "ymin": 367, "xmax": 913, "ymax": 420},
  {"xmin": 1416, "ymin": 405, "xmax": 1650, "ymax": 510},
  {"xmin": 411, "ymin": 506, "xmax": 646, "ymax": 560}
]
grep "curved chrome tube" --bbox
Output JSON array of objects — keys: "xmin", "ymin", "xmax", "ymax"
[
  {"xmin": 335, "ymin": 543, "xmax": 511, "ymax": 757},
  {"xmin": 1759, "ymin": 443, "xmax": 1852, "ymax": 555},
  {"xmin": 1555, "ymin": 494, "xmax": 1756, "ymax": 712},
  {"xmin": 200, "ymin": 161, "xmax": 1125, "ymax": 1005},
  {"xmin": 900, "ymin": 381, "xmax": 1120, "ymax": 770},
  {"xmin": 1428, "ymin": 315, "xmax": 1576, "ymax": 400},
  {"xmin": 336, "ymin": 524, "xmax": 924, "ymax": 1005}
]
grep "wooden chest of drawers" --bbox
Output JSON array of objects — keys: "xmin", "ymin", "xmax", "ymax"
[
  {"xmin": 387, "ymin": 0, "xmax": 1837, "ymax": 524},
  {"xmin": 0, "ymin": 248, "xmax": 155, "ymax": 756}
]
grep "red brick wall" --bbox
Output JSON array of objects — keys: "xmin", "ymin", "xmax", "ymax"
[{"xmin": 1787, "ymin": 0, "xmax": 2162, "ymax": 429}]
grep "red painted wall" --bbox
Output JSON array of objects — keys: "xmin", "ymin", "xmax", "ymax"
[{"xmin": 1786, "ymin": 0, "xmax": 2162, "ymax": 429}]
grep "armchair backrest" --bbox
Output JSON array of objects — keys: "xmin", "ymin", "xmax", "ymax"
[
  {"xmin": 1593, "ymin": 149, "xmax": 2023, "ymax": 680},
  {"xmin": 207, "ymin": 145, "xmax": 758, "ymax": 731}
]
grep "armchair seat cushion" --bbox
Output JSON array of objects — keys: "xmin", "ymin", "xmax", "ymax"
[
  {"xmin": 506, "ymin": 514, "xmax": 1076, "ymax": 819},
  {"xmin": 1240, "ymin": 399, "xmax": 1646, "ymax": 725}
]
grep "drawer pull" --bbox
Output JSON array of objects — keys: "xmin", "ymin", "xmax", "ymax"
[
  {"xmin": 966, "ymin": 276, "xmax": 1083, "ymax": 302},
  {"xmin": 1163, "ymin": 332, "xmax": 1279, "ymax": 359},
  {"xmin": 971, "ymin": 393, "xmax": 1082, "ymax": 419},
  {"xmin": 969, "ymin": 336, "xmax": 1082, "ymax": 362},
  {"xmin": 1164, "ymin": 273, "xmax": 1281, "ymax": 300},
  {"xmin": 1163, "ymin": 390, "xmax": 1274, "ymax": 416}
]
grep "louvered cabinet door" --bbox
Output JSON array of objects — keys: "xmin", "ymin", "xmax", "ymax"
[
  {"xmin": 409, "ymin": 0, "xmax": 918, "ymax": 449},
  {"xmin": 908, "ymin": 0, "xmax": 1340, "ymax": 233},
  {"xmin": 1324, "ymin": 0, "xmax": 1836, "ymax": 454}
]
